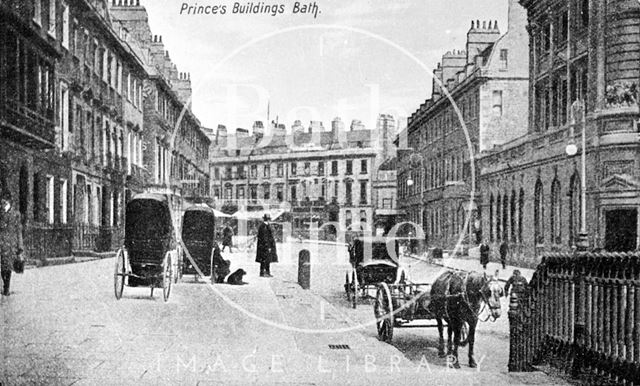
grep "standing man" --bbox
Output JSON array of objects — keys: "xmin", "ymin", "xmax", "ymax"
[
  {"xmin": 479, "ymin": 239, "xmax": 490, "ymax": 270},
  {"xmin": 499, "ymin": 240, "xmax": 509, "ymax": 270},
  {"xmin": 1, "ymin": 190, "xmax": 24, "ymax": 296},
  {"xmin": 256, "ymin": 214, "xmax": 278, "ymax": 277}
]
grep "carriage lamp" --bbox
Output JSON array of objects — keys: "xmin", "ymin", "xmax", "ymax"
[{"xmin": 407, "ymin": 178, "xmax": 414, "ymax": 186}]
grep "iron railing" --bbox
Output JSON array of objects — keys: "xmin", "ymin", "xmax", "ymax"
[{"xmin": 508, "ymin": 251, "xmax": 640, "ymax": 384}]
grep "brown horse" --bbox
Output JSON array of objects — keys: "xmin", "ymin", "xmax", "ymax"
[{"xmin": 428, "ymin": 270, "xmax": 503, "ymax": 368}]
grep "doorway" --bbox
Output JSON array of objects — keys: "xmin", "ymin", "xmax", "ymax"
[{"xmin": 605, "ymin": 209, "xmax": 638, "ymax": 252}]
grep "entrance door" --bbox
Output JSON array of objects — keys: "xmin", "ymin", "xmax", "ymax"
[{"xmin": 605, "ymin": 209, "xmax": 638, "ymax": 252}]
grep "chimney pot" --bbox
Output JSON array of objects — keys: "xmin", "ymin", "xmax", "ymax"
[
  {"xmin": 471, "ymin": 20, "xmax": 474, "ymax": 29},
  {"xmin": 482, "ymin": 21, "xmax": 486, "ymax": 29},
  {"xmin": 488, "ymin": 21, "xmax": 492, "ymax": 29},
  {"xmin": 494, "ymin": 20, "xmax": 499, "ymax": 29}
]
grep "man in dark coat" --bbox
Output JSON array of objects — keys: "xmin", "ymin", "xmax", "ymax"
[
  {"xmin": 504, "ymin": 269, "xmax": 528, "ymax": 299},
  {"xmin": 256, "ymin": 214, "xmax": 278, "ymax": 277},
  {"xmin": 499, "ymin": 240, "xmax": 509, "ymax": 269},
  {"xmin": 1, "ymin": 190, "xmax": 24, "ymax": 296},
  {"xmin": 222, "ymin": 226, "xmax": 233, "ymax": 253},
  {"xmin": 479, "ymin": 239, "xmax": 490, "ymax": 270}
]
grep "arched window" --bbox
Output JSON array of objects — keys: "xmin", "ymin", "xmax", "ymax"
[
  {"xmin": 510, "ymin": 190, "xmax": 517, "ymax": 242},
  {"xmin": 550, "ymin": 178, "xmax": 561, "ymax": 244},
  {"xmin": 502, "ymin": 193, "xmax": 509, "ymax": 241},
  {"xmin": 496, "ymin": 195, "xmax": 502, "ymax": 241},
  {"xmin": 569, "ymin": 173, "xmax": 580, "ymax": 246},
  {"xmin": 534, "ymin": 180, "xmax": 544, "ymax": 244},
  {"xmin": 489, "ymin": 194, "xmax": 495, "ymax": 242},
  {"xmin": 518, "ymin": 189, "xmax": 525, "ymax": 243}
]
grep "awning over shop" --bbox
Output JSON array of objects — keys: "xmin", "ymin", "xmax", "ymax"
[{"xmin": 232, "ymin": 209, "xmax": 285, "ymax": 221}]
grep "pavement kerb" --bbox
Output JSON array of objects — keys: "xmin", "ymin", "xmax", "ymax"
[
  {"xmin": 25, "ymin": 251, "xmax": 116, "ymax": 269},
  {"xmin": 404, "ymin": 253, "xmax": 536, "ymax": 283}
]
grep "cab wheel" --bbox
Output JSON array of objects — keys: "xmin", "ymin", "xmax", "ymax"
[
  {"xmin": 163, "ymin": 252, "xmax": 172, "ymax": 302},
  {"xmin": 114, "ymin": 248, "xmax": 126, "ymax": 300}
]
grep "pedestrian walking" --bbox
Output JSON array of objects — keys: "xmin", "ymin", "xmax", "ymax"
[
  {"xmin": 479, "ymin": 239, "xmax": 490, "ymax": 270},
  {"xmin": 221, "ymin": 225, "xmax": 233, "ymax": 253},
  {"xmin": 1, "ymin": 190, "xmax": 24, "ymax": 296},
  {"xmin": 499, "ymin": 240, "xmax": 509, "ymax": 270},
  {"xmin": 256, "ymin": 214, "xmax": 278, "ymax": 277}
]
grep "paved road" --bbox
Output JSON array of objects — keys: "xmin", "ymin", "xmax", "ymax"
[{"xmin": 0, "ymin": 242, "xmax": 566, "ymax": 385}]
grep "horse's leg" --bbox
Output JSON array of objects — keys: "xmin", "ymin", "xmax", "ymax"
[
  {"xmin": 451, "ymin": 319, "xmax": 461, "ymax": 369},
  {"xmin": 436, "ymin": 317, "xmax": 445, "ymax": 357},
  {"xmin": 468, "ymin": 320, "xmax": 477, "ymax": 368},
  {"xmin": 446, "ymin": 321, "xmax": 453, "ymax": 356}
]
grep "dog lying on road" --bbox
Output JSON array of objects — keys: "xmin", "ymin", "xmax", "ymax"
[{"xmin": 227, "ymin": 269, "xmax": 247, "ymax": 285}]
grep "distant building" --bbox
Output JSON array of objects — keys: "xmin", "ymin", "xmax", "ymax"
[
  {"xmin": 399, "ymin": 0, "xmax": 530, "ymax": 251},
  {"xmin": 209, "ymin": 117, "xmax": 396, "ymax": 238}
]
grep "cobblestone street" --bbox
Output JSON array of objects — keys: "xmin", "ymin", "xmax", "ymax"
[{"xmin": 1, "ymin": 242, "xmax": 567, "ymax": 385}]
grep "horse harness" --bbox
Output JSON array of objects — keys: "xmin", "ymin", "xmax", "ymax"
[{"xmin": 441, "ymin": 272, "xmax": 500, "ymax": 323}]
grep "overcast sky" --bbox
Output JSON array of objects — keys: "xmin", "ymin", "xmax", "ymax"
[{"xmin": 140, "ymin": 0, "xmax": 509, "ymax": 132}]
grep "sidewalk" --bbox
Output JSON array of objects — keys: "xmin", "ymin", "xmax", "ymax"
[
  {"xmin": 409, "ymin": 255, "xmax": 536, "ymax": 283},
  {"xmin": 24, "ymin": 251, "xmax": 115, "ymax": 269}
]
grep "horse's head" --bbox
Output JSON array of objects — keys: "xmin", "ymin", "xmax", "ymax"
[{"xmin": 481, "ymin": 271, "xmax": 504, "ymax": 320}]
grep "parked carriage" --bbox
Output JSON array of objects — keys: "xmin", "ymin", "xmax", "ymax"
[
  {"xmin": 179, "ymin": 205, "xmax": 217, "ymax": 281},
  {"xmin": 113, "ymin": 193, "xmax": 179, "ymax": 302},
  {"xmin": 344, "ymin": 236, "xmax": 408, "ymax": 309}
]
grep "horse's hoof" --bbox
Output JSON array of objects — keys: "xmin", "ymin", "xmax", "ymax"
[
  {"xmin": 469, "ymin": 360, "xmax": 477, "ymax": 368},
  {"xmin": 438, "ymin": 351, "xmax": 446, "ymax": 358},
  {"xmin": 453, "ymin": 362, "xmax": 461, "ymax": 369}
]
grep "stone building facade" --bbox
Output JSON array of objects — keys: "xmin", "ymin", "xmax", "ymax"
[
  {"xmin": 0, "ymin": 0, "xmax": 211, "ymax": 261},
  {"xmin": 110, "ymin": 1, "xmax": 211, "ymax": 206},
  {"xmin": 53, "ymin": 0, "xmax": 150, "ymax": 252},
  {"xmin": 399, "ymin": 0, "xmax": 530, "ymax": 251},
  {"xmin": 0, "ymin": 0, "xmax": 73, "ymax": 258},
  {"xmin": 478, "ymin": 0, "xmax": 640, "ymax": 266},
  {"xmin": 209, "ymin": 117, "xmax": 396, "ymax": 238}
]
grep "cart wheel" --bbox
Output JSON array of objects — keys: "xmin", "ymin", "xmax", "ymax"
[
  {"xmin": 459, "ymin": 321, "xmax": 469, "ymax": 347},
  {"xmin": 374, "ymin": 283, "xmax": 394, "ymax": 343},
  {"xmin": 351, "ymin": 270, "xmax": 358, "ymax": 309},
  {"xmin": 174, "ymin": 246, "xmax": 182, "ymax": 284},
  {"xmin": 163, "ymin": 252, "xmax": 172, "ymax": 302},
  {"xmin": 114, "ymin": 248, "xmax": 126, "ymax": 300}
]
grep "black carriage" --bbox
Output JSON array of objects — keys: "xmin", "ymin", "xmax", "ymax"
[
  {"xmin": 113, "ymin": 194, "xmax": 178, "ymax": 302},
  {"xmin": 179, "ymin": 205, "xmax": 217, "ymax": 281},
  {"xmin": 344, "ymin": 236, "xmax": 407, "ymax": 309}
]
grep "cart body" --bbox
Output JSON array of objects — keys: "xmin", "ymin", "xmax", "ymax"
[
  {"xmin": 181, "ymin": 205, "xmax": 216, "ymax": 277},
  {"xmin": 114, "ymin": 193, "xmax": 177, "ymax": 301},
  {"xmin": 345, "ymin": 236, "xmax": 407, "ymax": 308}
]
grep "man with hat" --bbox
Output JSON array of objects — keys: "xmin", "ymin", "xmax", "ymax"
[
  {"xmin": 1, "ymin": 190, "xmax": 24, "ymax": 296},
  {"xmin": 256, "ymin": 213, "xmax": 278, "ymax": 277}
]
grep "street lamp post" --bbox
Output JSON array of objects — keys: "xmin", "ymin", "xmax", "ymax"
[
  {"xmin": 406, "ymin": 153, "xmax": 424, "ymax": 253},
  {"xmin": 566, "ymin": 99, "xmax": 589, "ymax": 251}
]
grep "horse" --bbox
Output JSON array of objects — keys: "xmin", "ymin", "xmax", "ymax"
[{"xmin": 428, "ymin": 270, "xmax": 504, "ymax": 368}]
